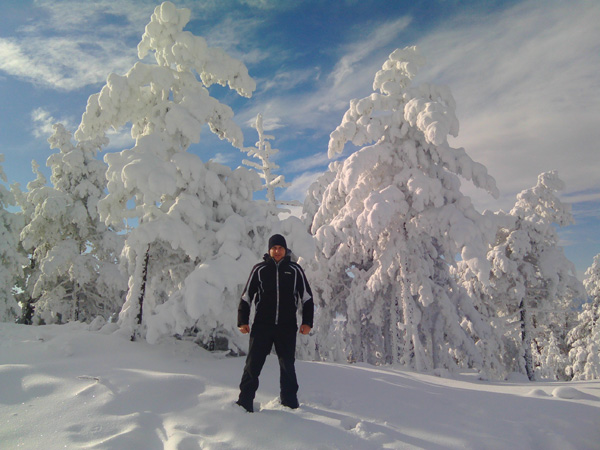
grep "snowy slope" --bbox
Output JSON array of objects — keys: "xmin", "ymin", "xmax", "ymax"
[{"xmin": 1, "ymin": 322, "xmax": 599, "ymax": 450}]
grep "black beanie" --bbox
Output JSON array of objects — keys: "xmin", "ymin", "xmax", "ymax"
[{"xmin": 268, "ymin": 234, "xmax": 287, "ymax": 250}]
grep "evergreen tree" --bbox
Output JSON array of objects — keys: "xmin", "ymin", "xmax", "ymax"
[
  {"xmin": 0, "ymin": 155, "xmax": 27, "ymax": 321},
  {"xmin": 74, "ymin": 1, "xmax": 261, "ymax": 342},
  {"xmin": 242, "ymin": 113, "xmax": 300, "ymax": 214},
  {"xmin": 482, "ymin": 171, "xmax": 583, "ymax": 380},
  {"xmin": 567, "ymin": 254, "xmax": 600, "ymax": 380},
  {"xmin": 13, "ymin": 161, "xmax": 53, "ymax": 323},
  {"xmin": 309, "ymin": 46, "xmax": 505, "ymax": 377},
  {"xmin": 536, "ymin": 331, "xmax": 568, "ymax": 380},
  {"xmin": 16, "ymin": 125, "xmax": 125, "ymax": 324}
]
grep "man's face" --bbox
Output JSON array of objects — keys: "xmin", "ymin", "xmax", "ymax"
[{"xmin": 269, "ymin": 245, "xmax": 286, "ymax": 262}]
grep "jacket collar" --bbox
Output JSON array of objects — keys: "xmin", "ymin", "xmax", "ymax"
[{"xmin": 263, "ymin": 253, "xmax": 290, "ymax": 265}]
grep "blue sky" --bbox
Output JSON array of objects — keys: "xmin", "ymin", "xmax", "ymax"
[{"xmin": 0, "ymin": 0, "xmax": 599, "ymax": 278}]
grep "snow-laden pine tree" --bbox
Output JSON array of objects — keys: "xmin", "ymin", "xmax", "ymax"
[
  {"xmin": 481, "ymin": 171, "xmax": 583, "ymax": 380},
  {"xmin": 309, "ymin": 46, "xmax": 505, "ymax": 377},
  {"xmin": 16, "ymin": 125, "xmax": 126, "ymax": 324},
  {"xmin": 567, "ymin": 254, "xmax": 600, "ymax": 380},
  {"xmin": 242, "ymin": 113, "xmax": 301, "ymax": 214},
  {"xmin": 302, "ymin": 164, "xmax": 344, "ymax": 361},
  {"xmin": 0, "ymin": 155, "xmax": 27, "ymax": 321},
  {"xmin": 74, "ymin": 1, "xmax": 267, "ymax": 344},
  {"xmin": 11, "ymin": 162, "xmax": 47, "ymax": 323}
]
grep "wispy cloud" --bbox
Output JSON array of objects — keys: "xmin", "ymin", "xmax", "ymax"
[
  {"xmin": 31, "ymin": 107, "xmax": 133, "ymax": 151},
  {"xmin": 329, "ymin": 16, "xmax": 412, "ymax": 88},
  {"xmin": 236, "ymin": 0, "xmax": 297, "ymax": 10},
  {"xmin": 260, "ymin": 67, "xmax": 321, "ymax": 93},
  {"xmin": 283, "ymin": 151, "xmax": 336, "ymax": 174},
  {"xmin": 413, "ymin": 0, "xmax": 600, "ymax": 211},
  {"xmin": 242, "ymin": 114, "xmax": 285, "ymax": 133},
  {"xmin": 31, "ymin": 107, "xmax": 78, "ymax": 139},
  {"xmin": 31, "ymin": 108, "xmax": 58, "ymax": 138},
  {"xmin": 201, "ymin": 15, "xmax": 271, "ymax": 64},
  {"xmin": 31, "ymin": 0, "xmax": 153, "ymax": 33},
  {"xmin": 105, "ymin": 128, "xmax": 136, "ymax": 152},
  {"xmin": 281, "ymin": 170, "xmax": 323, "ymax": 203},
  {"xmin": 0, "ymin": 1, "xmax": 152, "ymax": 90},
  {"xmin": 0, "ymin": 36, "xmax": 138, "ymax": 90},
  {"xmin": 211, "ymin": 152, "xmax": 236, "ymax": 165},
  {"xmin": 242, "ymin": 15, "xmax": 413, "ymax": 138}
]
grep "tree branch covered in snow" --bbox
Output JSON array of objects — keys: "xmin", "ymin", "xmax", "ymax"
[{"xmin": 242, "ymin": 113, "xmax": 301, "ymax": 214}]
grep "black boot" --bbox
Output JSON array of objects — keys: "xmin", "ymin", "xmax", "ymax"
[
  {"xmin": 280, "ymin": 397, "xmax": 299, "ymax": 409},
  {"xmin": 236, "ymin": 398, "xmax": 254, "ymax": 413}
]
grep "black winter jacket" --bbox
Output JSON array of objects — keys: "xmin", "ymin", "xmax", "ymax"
[{"xmin": 238, "ymin": 254, "xmax": 314, "ymax": 329}]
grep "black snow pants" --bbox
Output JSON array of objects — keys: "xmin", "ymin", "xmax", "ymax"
[{"xmin": 238, "ymin": 324, "xmax": 299, "ymax": 407}]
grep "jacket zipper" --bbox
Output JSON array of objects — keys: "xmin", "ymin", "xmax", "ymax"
[{"xmin": 275, "ymin": 261, "xmax": 280, "ymax": 325}]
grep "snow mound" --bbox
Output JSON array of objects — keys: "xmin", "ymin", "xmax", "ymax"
[
  {"xmin": 526, "ymin": 388, "xmax": 551, "ymax": 397},
  {"xmin": 551, "ymin": 386, "xmax": 595, "ymax": 400}
]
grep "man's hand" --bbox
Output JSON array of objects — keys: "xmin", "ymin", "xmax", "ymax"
[
  {"xmin": 299, "ymin": 324, "xmax": 311, "ymax": 335},
  {"xmin": 239, "ymin": 325, "xmax": 250, "ymax": 334}
]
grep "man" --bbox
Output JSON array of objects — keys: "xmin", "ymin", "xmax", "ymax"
[{"xmin": 236, "ymin": 234, "xmax": 314, "ymax": 413}]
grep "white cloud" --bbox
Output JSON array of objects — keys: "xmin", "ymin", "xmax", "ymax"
[
  {"xmin": 31, "ymin": 107, "xmax": 78, "ymax": 139},
  {"xmin": 31, "ymin": 0, "xmax": 153, "ymax": 33},
  {"xmin": 260, "ymin": 67, "xmax": 321, "ymax": 93},
  {"xmin": 0, "ymin": 36, "xmax": 138, "ymax": 91},
  {"xmin": 31, "ymin": 107, "xmax": 133, "ymax": 152},
  {"xmin": 284, "ymin": 151, "xmax": 334, "ymax": 174},
  {"xmin": 0, "ymin": 1, "xmax": 152, "ymax": 91},
  {"xmin": 242, "ymin": 113, "xmax": 284, "ymax": 133},
  {"xmin": 105, "ymin": 128, "xmax": 136, "ymax": 151},
  {"xmin": 329, "ymin": 16, "xmax": 412, "ymax": 88},
  {"xmin": 31, "ymin": 108, "xmax": 57, "ymax": 138},
  {"xmin": 237, "ymin": 0, "xmax": 296, "ymax": 10},
  {"xmin": 413, "ymin": 0, "xmax": 600, "ymax": 211},
  {"xmin": 211, "ymin": 152, "xmax": 235, "ymax": 165},
  {"xmin": 243, "ymin": 16, "xmax": 413, "ymax": 137},
  {"xmin": 281, "ymin": 170, "xmax": 323, "ymax": 203},
  {"xmin": 199, "ymin": 15, "xmax": 272, "ymax": 65}
]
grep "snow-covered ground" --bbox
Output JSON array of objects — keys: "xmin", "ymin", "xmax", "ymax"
[{"xmin": 1, "ymin": 322, "xmax": 599, "ymax": 450}]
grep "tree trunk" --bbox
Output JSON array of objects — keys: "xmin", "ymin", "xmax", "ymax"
[
  {"xmin": 520, "ymin": 299, "xmax": 535, "ymax": 380},
  {"xmin": 131, "ymin": 245, "xmax": 150, "ymax": 341}
]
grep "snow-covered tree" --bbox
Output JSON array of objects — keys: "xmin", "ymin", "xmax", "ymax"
[
  {"xmin": 242, "ymin": 113, "xmax": 300, "ymax": 214},
  {"xmin": 16, "ymin": 125, "xmax": 126, "ymax": 324},
  {"xmin": 481, "ymin": 171, "xmax": 583, "ymax": 380},
  {"xmin": 309, "ymin": 46, "xmax": 505, "ymax": 377},
  {"xmin": 0, "ymin": 155, "xmax": 27, "ymax": 321},
  {"xmin": 536, "ymin": 331, "xmax": 568, "ymax": 380},
  {"xmin": 12, "ymin": 161, "xmax": 52, "ymax": 323},
  {"xmin": 303, "ymin": 162, "xmax": 338, "ymax": 233},
  {"xmin": 74, "ymin": 1, "xmax": 264, "ymax": 343},
  {"xmin": 302, "ymin": 163, "xmax": 347, "ymax": 361},
  {"xmin": 567, "ymin": 254, "xmax": 600, "ymax": 380}
]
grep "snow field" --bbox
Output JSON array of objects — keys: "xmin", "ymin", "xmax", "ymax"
[{"xmin": 1, "ymin": 322, "xmax": 599, "ymax": 449}]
